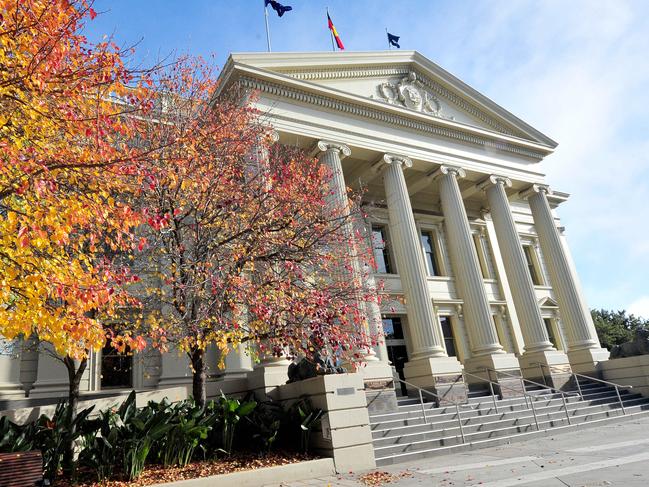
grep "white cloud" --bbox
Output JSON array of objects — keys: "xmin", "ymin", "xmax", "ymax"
[{"xmin": 628, "ymin": 297, "xmax": 649, "ymax": 320}]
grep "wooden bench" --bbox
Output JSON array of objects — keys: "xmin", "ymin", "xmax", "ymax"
[{"xmin": 0, "ymin": 451, "xmax": 43, "ymax": 487}]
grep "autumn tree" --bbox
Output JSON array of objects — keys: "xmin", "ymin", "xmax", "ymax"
[
  {"xmin": 0, "ymin": 0, "xmax": 164, "ymax": 473},
  {"xmin": 134, "ymin": 59, "xmax": 378, "ymax": 405}
]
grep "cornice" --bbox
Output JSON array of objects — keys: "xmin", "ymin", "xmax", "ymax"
[
  {"xmin": 238, "ymin": 76, "xmax": 548, "ymax": 160},
  {"xmin": 280, "ymin": 65, "xmax": 520, "ymax": 138}
]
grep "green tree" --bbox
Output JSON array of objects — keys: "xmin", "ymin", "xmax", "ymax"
[{"xmin": 591, "ymin": 309, "xmax": 649, "ymax": 350}]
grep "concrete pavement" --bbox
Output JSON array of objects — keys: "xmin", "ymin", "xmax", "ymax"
[{"xmin": 266, "ymin": 415, "xmax": 649, "ymax": 486}]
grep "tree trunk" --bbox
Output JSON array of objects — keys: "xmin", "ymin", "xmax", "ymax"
[
  {"xmin": 62, "ymin": 355, "xmax": 87, "ymax": 478},
  {"xmin": 190, "ymin": 347, "xmax": 207, "ymax": 407}
]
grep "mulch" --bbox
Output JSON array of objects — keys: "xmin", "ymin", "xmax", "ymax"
[{"xmin": 58, "ymin": 452, "xmax": 318, "ymax": 486}]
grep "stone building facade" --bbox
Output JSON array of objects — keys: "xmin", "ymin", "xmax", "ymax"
[{"xmin": 0, "ymin": 51, "xmax": 609, "ymax": 401}]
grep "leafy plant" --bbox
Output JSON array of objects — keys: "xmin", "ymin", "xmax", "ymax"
[
  {"xmin": 243, "ymin": 399, "xmax": 285, "ymax": 453},
  {"xmin": 215, "ymin": 393, "xmax": 257, "ymax": 454},
  {"xmin": 288, "ymin": 398, "xmax": 323, "ymax": 453}
]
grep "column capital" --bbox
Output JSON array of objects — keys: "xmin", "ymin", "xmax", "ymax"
[
  {"xmin": 432, "ymin": 164, "xmax": 466, "ymax": 181},
  {"xmin": 382, "ymin": 153, "xmax": 413, "ymax": 169},
  {"xmin": 316, "ymin": 140, "xmax": 351, "ymax": 159},
  {"xmin": 478, "ymin": 174, "xmax": 513, "ymax": 191},
  {"xmin": 520, "ymin": 183, "xmax": 552, "ymax": 200},
  {"xmin": 268, "ymin": 130, "xmax": 280, "ymax": 143}
]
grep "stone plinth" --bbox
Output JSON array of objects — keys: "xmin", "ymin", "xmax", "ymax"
[
  {"xmin": 403, "ymin": 356, "xmax": 467, "ymax": 405},
  {"xmin": 277, "ymin": 373, "xmax": 376, "ymax": 473},
  {"xmin": 599, "ymin": 355, "xmax": 649, "ymax": 397},
  {"xmin": 359, "ymin": 361, "xmax": 399, "ymax": 414},
  {"xmin": 518, "ymin": 349, "xmax": 573, "ymax": 390},
  {"xmin": 464, "ymin": 353, "xmax": 524, "ymax": 398}
]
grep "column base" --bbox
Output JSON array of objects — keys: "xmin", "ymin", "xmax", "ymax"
[
  {"xmin": 519, "ymin": 350, "xmax": 572, "ymax": 390},
  {"xmin": 359, "ymin": 361, "xmax": 398, "ymax": 414},
  {"xmin": 464, "ymin": 353, "xmax": 523, "ymax": 398},
  {"xmin": 568, "ymin": 347, "xmax": 610, "ymax": 376},
  {"xmin": 403, "ymin": 356, "xmax": 466, "ymax": 405},
  {"xmin": 247, "ymin": 358, "xmax": 291, "ymax": 400}
]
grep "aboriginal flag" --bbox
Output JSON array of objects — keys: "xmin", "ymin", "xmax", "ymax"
[{"xmin": 327, "ymin": 13, "xmax": 344, "ymax": 50}]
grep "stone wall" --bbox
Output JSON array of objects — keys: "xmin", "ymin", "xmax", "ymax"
[{"xmin": 599, "ymin": 355, "xmax": 649, "ymax": 397}]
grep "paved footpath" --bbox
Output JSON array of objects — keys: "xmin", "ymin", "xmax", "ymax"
[{"xmin": 266, "ymin": 416, "xmax": 649, "ymax": 487}]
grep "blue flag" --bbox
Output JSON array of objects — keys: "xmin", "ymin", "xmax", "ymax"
[
  {"xmin": 387, "ymin": 32, "xmax": 400, "ymax": 48},
  {"xmin": 265, "ymin": 0, "xmax": 292, "ymax": 17}
]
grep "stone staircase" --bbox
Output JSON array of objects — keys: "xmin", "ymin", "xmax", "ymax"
[{"xmin": 370, "ymin": 378, "xmax": 649, "ymax": 466}]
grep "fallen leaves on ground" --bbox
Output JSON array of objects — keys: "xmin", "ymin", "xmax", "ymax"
[
  {"xmin": 358, "ymin": 470, "xmax": 413, "ymax": 486},
  {"xmin": 59, "ymin": 452, "xmax": 317, "ymax": 486}
]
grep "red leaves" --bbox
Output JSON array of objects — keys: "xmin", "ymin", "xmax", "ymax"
[{"xmin": 88, "ymin": 8, "xmax": 97, "ymax": 20}]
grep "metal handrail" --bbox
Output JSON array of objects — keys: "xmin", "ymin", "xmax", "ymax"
[
  {"xmin": 485, "ymin": 367, "xmax": 580, "ymax": 398},
  {"xmin": 462, "ymin": 370, "xmax": 545, "ymax": 430},
  {"xmin": 534, "ymin": 362, "xmax": 633, "ymax": 415},
  {"xmin": 390, "ymin": 377, "xmax": 467, "ymax": 444}
]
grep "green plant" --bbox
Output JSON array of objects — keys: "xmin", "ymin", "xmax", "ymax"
[
  {"xmin": 0, "ymin": 416, "xmax": 35, "ymax": 452},
  {"xmin": 78, "ymin": 408, "xmax": 122, "ymax": 481},
  {"xmin": 243, "ymin": 399, "xmax": 284, "ymax": 453},
  {"xmin": 215, "ymin": 393, "xmax": 256, "ymax": 454},
  {"xmin": 157, "ymin": 399, "xmax": 218, "ymax": 466},
  {"xmin": 288, "ymin": 398, "xmax": 323, "ymax": 453}
]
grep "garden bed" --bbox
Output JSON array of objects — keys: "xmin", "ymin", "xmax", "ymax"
[{"xmin": 59, "ymin": 452, "xmax": 321, "ymax": 486}]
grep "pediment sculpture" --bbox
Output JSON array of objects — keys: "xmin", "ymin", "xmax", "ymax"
[{"xmin": 372, "ymin": 72, "xmax": 454, "ymax": 120}]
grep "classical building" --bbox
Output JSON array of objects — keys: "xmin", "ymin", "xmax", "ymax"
[{"xmin": 0, "ymin": 51, "xmax": 609, "ymax": 403}]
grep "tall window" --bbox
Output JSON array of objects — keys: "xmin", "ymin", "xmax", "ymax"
[
  {"xmin": 420, "ymin": 230, "xmax": 441, "ymax": 276},
  {"xmin": 382, "ymin": 317, "xmax": 404, "ymax": 340},
  {"xmin": 371, "ymin": 226, "xmax": 393, "ymax": 274},
  {"xmin": 440, "ymin": 316, "xmax": 457, "ymax": 357},
  {"xmin": 101, "ymin": 343, "xmax": 132, "ymax": 388},
  {"xmin": 544, "ymin": 318, "xmax": 558, "ymax": 348},
  {"xmin": 473, "ymin": 233, "xmax": 491, "ymax": 279},
  {"xmin": 523, "ymin": 245, "xmax": 543, "ymax": 285}
]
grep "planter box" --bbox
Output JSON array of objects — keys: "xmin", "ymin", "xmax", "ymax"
[{"xmin": 155, "ymin": 458, "xmax": 335, "ymax": 487}]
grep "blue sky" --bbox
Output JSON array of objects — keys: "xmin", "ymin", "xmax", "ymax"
[{"xmin": 84, "ymin": 0, "xmax": 649, "ymax": 318}]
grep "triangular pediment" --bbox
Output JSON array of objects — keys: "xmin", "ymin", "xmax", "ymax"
[
  {"xmin": 538, "ymin": 297, "xmax": 559, "ymax": 308},
  {"xmin": 223, "ymin": 51, "xmax": 557, "ymax": 149}
]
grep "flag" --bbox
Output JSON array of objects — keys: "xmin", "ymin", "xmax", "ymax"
[
  {"xmin": 387, "ymin": 32, "xmax": 400, "ymax": 48},
  {"xmin": 327, "ymin": 13, "xmax": 345, "ymax": 50},
  {"xmin": 265, "ymin": 0, "xmax": 292, "ymax": 17}
]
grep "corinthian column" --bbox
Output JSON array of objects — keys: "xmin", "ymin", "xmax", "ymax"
[
  {"xmin": 381, "ymin": 155, "xmax": 464, "ymax": 403},
  {"xmin": 524, "ymin": 185, "xmax": 609, "ymax": 374},
  {"xmin": 435, "ymin": 166, "xmax": 522, "ymax": 395},
  {"xmin": 317, "ymin": 142, "xmax": 395, "ymax": 412},
  {"xmin": 483, "ymin": 176, "xmax": 572, "ymax": 387}
]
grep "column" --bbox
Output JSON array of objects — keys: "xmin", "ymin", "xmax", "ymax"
[
  {"xmin": 435, "ymin": 165, "xmax": 522, "ymax": 395},
  {"xmin": 381, "ymin": 154, "xmax": 465, "ymax": 403},
  {"xmin": 317, "ymin": 142, "xmax": 395, "ymax": 412},
  {"xmin": 525, "ymin": 185, "xmax": 609, "ymax": 374},
  {"xmin": 483, "ymin": 176, "xmax": 572, "ymax": 387},
  {"xmin": 246, "ymin": 132, "xmax": 292, "ymax": 399}
]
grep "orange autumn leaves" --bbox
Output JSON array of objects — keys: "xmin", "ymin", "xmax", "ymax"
[
  {"xmin": 0, "ymin": 0, "xmax": 378, "ymax": 372},
  {"xmin": 0, "ymin": 0, "xmax": 149, "ymax": 358}
]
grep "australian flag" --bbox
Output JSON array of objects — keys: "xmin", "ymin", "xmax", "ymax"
[
  {"xmin": 265, "ymin": 0, "xmax": 292, "ymax": 17},
  {"xmin": 387, "ymin": 32, "xmax": 400, "ymax": 48}
]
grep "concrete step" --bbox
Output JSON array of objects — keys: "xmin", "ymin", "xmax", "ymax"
[
  {"xmin": 374, "ymin": 406, "xmax": 649, "ymax": 465},
  {"xmin": 371, "ymin": 395, "xmax": 649, "ymax": 440},
  {"xmin": 371, "ymin": 397, "xmax": 649, "ymax": 446},
  {"xmin": 369, "ymin": 390, "xmax": 639, "ymax": 426}
]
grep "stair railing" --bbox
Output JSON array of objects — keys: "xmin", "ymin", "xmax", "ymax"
[
  {"xmin": 484, "ymin": 366, "xmax": 579, "ymax": 425},
  {"xmin": 534, "ymin": 362, "xmax": 634, "ymax": 415},
  {"xmin": 391, "ymin": 377, "xmax": 467, "ymax": 444},
  {"xmin": 462, "ymin": 370, "xmax": 544, "ymax": 430}
]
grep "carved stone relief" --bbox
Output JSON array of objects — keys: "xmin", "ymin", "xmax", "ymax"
[{"xmin": 372, "ymin": 72, "xmax": 455, "ymax": 120}]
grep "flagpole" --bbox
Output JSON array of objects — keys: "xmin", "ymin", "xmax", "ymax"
[
  {"xmin": 327, "ymin": 7, "xmax": 335, "ymax": 51},
  {"xmin": 264, "ymin": 1, "xmax": 272, "ymax": 52}
]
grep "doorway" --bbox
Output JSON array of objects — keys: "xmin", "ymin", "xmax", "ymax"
[{"xmin": 383, "ymin": 316, "xmax": 409, "ymax": 396}]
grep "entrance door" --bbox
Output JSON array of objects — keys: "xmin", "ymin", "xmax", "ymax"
[{"xmin": 383, "ymin": 317, "xmax": 409, "ymax": 395}]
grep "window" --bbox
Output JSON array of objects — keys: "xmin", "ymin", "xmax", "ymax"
[
  {"xmin": 523, "ymin": 245, "xmax": 543, "ymax": 285},
  {"xmin": 544, "ymin": 318, "xmax": 558, "ymax": 348},
  {"xmin": 473, "ymin": 233, "xmax": 491, "ymax": 279},
  {"xmin": 420, "ymin": 230, "xmax": 441, "ymax": 276},
  {"xmin": 382, "ymin": 317, "xmax": 404, "ymax": 340},
  {"xmin": 101, "ymin": 343, "xmax": 133, "ymax": 388},
  {"xmin": 440, "ymin": 316, "xmax": 457, "ymax": 357},
  {"xmin": 371, "ymin": 226, "xmax": 393, "ymax": 274}
]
